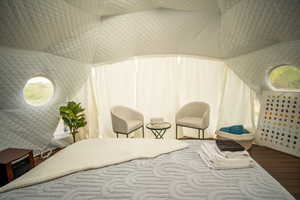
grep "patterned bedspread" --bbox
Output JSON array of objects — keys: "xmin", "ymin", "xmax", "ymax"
[{"xmin": 0, "ymin": 140, "xmax": 295, "ymax": 200}]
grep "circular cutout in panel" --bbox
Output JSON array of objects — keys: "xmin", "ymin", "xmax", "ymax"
[
  {"xmin": 269, "ymin": 65, "xmax": 300, "ymax": 91},
  {"xmin": 23, "ymin": 76, "xmax": 54, "ymax": 106}
]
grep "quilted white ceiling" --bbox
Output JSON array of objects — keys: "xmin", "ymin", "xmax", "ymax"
[{"xmin": 0, "ymin": 0, "xmax": 299, "ymax": 64}]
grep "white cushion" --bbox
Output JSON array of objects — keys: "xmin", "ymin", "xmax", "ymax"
[
  {"xmin": 126, "ymin": 120, "xmax": 143, "ymax": 133},
  {"xmin": 216, "ymin": 130, "xmax": 255, "ymax": 141},
  {"xmin": 177, "ymin": 117, "xmax": 206, "ymax": 129}
]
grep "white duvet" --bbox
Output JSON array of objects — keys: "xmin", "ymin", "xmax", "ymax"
[{"xmin": 0, "ymin": 138, "xmax": 187, "ymax": 193}]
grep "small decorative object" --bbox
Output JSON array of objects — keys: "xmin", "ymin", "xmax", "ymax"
[
  {"xmin": 150, "ymin": 117, "xmax": 164, "ymax": 125},
  {"xmin": 59, "ymin": 101, "xmax": 87, "ymax": 143}
]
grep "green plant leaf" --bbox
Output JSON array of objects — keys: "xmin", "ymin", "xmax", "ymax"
[{"xmin": 59, "ymin": 101, "xmax": 87, "ymax": 142}]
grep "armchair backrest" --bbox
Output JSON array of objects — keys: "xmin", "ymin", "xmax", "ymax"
[
  {"xmin": 111, "ymin": 106, "xmax": 144, "ymax": 121},
  {"xmin": 176, "ymin": 101, "xmax": 210, "ymax": 120}
]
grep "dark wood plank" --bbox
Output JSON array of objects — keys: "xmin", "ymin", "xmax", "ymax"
[
  {"xmin": 251, "ymin": 145, "xmax": 300, "ymax": 200},
  {"xmin": 0, "ymin": 148, "xmax": 32, "ymax": 164}
]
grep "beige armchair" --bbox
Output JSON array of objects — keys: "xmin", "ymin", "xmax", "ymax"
[
  {"xmin": 175, "ymin": 101, "xmax": 210, "ymax": 139},
  {"xmin": 111, "ymin": 106, "xmax": 144, "ymax": 138}
]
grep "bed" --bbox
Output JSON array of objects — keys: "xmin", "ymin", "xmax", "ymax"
[{"xmin": 0, "ymin": 140, "xmax": 295, "ymax": 200}]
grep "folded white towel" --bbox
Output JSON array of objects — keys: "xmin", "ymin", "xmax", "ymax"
[
  {"xmin": 199, "ymin": 143, "xmax": 254, "ymax": 170},
  {"xmin": 211, "ymin": 153, "xmax": 254, "ymax": 169}
]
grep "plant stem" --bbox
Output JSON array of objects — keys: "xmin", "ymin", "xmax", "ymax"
[{"xmin": 72, "ymin": 132, "xmax": 76, "ymax": 143}]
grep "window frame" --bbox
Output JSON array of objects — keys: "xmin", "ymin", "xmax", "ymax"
[
  {"xmin": 266, "ymin": 64, "xmax": 300, "ymax": 93},
  {"xmin": 23, "ymin": 75, "xmax": 56, "ymax": 107}
]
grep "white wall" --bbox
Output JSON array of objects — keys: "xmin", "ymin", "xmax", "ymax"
[{"xmin": 0, "ymin": 47, "xmax": 90, "ymax": 151}]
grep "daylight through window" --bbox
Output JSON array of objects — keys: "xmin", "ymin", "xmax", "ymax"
[
  {"xmin": 23, "ymin": 76, "xmax": 54, "ymax": 106},
  {"xmin": 269, "ymin": 65, "xmax": 300, "ymax": 91}
]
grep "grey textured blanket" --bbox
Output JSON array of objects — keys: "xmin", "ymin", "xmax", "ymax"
[{"xmin": 0, "ymin": 140, "xmax": 295, "ymax": 200}]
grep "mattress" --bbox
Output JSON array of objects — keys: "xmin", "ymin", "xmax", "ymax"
[{"xmin": 0, "ymin": 140, "xmax": 295, "ymax": 200}]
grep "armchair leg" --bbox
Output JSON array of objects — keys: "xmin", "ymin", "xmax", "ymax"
[
  {"xmin": 202, "ymin": 129, "xmax": 205, "ymax": 139},
  {"xmin": 198, "ymin": 129, "xmax": 201, "ymax": 139},
  {"xmin": 126, "ymin": 134, "xmax": 128, "ymax": 138},
  {"xmin": 142, "ymin": 126, "xmax": 144, "ymax": 138},
  {"xmin": 116, "ymin": 133, "xmax": 119, "ymax": 138},
  {"xmin": 176, "ymin": 125, "xmax": 178, "ymax": 139}
]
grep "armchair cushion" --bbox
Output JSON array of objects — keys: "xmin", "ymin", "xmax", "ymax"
[
  {"xmin": 177, "ymin": 117, "xmax": 207, "ymax": 129},
  {"xmin": 216, "ymin": 129, "xmax": 255, "ymax": 141},
  {"xmin": 111, "ymin": 105, "xmax": 144, "ymax": 134},
  {"xmin": 126, "ymin": 120, "xmax": 143, "ymax": 133}
]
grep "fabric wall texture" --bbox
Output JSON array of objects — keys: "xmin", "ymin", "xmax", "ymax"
[
  {"xmin": 0, "ymin": 47, "xmax": 90, "ymax": 151},
  {"xmin": 91, "ymin": 56, "xmax": 256, "ymax": 139},
  {"xmin": 0, "ymin": 0, "xmax": 299, "ymax": 152},
  {"xmin": 225, "ymin": 40, "xmax": 300, "ymax": 93}
]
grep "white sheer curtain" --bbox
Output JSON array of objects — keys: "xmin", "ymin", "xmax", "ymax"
[{"xmin": 91, "ymin": 56, "xmax": 256, "ymax": 138}]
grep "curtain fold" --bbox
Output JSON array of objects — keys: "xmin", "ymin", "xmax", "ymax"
[
  {"xmin": 71, "ymin": 76, "xmax": 100, "ymax": 140},
  {"xmin": 90, "ymin": 56, "xmax": 256, "ymax": 139},
  {"xmin": 217, "ymin": 66, "xmax": 255, "ymax": 129}
]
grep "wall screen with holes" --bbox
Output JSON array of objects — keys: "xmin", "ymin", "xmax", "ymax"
[{"xmin": 257, "ymin": 91, "xmax": 300, "ymax": 157}]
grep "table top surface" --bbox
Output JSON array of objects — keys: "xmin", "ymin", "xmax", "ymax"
[
  {"xmin": 146, "ymin": 122, "xmax": 171, "ymax": 130},
  {"xmin": 0, "ymin": 148, "xmax": 32, "ymax": 164}
]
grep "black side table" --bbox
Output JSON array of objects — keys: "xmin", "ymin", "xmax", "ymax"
[{"xmin": 146, "ymin": 122, "xmax": 171, "ymax": 139}]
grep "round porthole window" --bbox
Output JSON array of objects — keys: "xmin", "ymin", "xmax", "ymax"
[
  {"xmin": 23, "ymin": 76, "xmax": 54, "ymax": 106},
  {"xmin": 269, "ymin": 65, "xmax": 300, "ymax": 91}
]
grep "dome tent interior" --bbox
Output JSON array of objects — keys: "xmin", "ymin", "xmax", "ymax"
[{"xmin": 0, "ymin": 0, "xmax": 300, "ymax": 199}]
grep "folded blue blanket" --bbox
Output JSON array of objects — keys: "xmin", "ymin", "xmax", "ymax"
[{"xmin": 219, "ymin": 125, "xmax": 249, "ymax": 134}]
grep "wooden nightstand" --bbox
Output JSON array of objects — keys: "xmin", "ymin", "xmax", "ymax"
[{"xmin": 0, "ymin": 148, "xmax": 34, "ymax": 186}]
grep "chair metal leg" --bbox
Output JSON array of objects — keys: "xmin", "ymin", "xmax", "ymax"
[
  {"xmin": 126, "ymin": 134, "xmax": 128, "ymax": 138},
  {"xmin": 116, "ymin": 133, "xmax": 119, "ymax": 138},
  {"xmin": 202, "ymin": 129, "xmax": 205, "ymax": 139},
  {"xmin": 176, "ymin": 125, "xmax": 178, "ymax": 139},
  {"xmin": 198, "ymin": 129, "xmax": 201, "ymax": 139},
  {"xmin": 142, "ymin": 126, "xmax": 144, "ymax": 138}
]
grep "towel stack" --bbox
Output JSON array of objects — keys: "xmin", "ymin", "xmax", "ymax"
[{"xmin": 199, "ymin": 142, "xmax": 255, "ymax": 170}]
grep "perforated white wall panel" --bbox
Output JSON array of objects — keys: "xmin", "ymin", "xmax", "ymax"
[
  {"xmin": 256, "ymin": 91, "xmax": 300, "ymax": 157},
  {"xmin": 0, "ymin": 47, "xmax": 90, "ymax": 151}
]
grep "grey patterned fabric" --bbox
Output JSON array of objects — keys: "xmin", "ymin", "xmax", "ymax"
[{"xmin": 0, "ymin": 141, "xmax": 294, "ymax": 200}]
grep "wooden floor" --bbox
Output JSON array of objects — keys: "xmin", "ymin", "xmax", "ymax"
[{"xmin": 250, "ymin": 145, "xmax": 300, "ymax": 200}]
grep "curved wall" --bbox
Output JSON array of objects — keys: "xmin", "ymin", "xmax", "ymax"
[
  {"xmin": 225, "ymin": 40, "xmax": 300, "ymax": 93},
  {"xmin": 0, "ymin": 47, "xmax": 90, "ymax": 151}
]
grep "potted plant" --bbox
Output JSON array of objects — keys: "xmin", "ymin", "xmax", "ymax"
[{"xmin": 59, "ymin": 101, "xmax": 87, "ymax": 143}]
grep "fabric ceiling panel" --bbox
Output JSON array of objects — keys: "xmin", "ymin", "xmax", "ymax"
[
  {"xmin": 64, "ymin": 0, "xmax": 153, "ymax": 16},
  {"xmin": 94, "ymin": 9, "xmax": 221, "ymax": 63},
  {"xmin": 217, "ymin": 0, "xmax": 242, "ymax": 15},
  {"xmin": 45, "ymin": 23, "xmax": 101, "ymax": 63},
  {"xmin": 65, "ymin": 0, "xmax": 219, "ymax": 16},
  {"xmin": 225, "ymin": 40, "xmax": 300, "ymax": 92},
  {"xmin": 220, "ymin": 0, "xmax": 300, "ymax": 58},
  {"xmin": 0, "ymin": 0, "xmax": 98, "ymax": 53}
]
